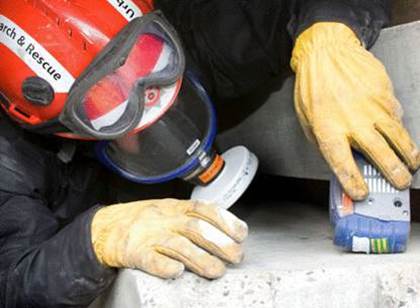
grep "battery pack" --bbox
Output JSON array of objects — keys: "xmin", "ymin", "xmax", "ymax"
[{"xmin": 329, "ymin": 154, "xmax": 410, "ymax": 254}]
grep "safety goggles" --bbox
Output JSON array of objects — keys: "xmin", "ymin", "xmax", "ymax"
[{"xmin": 34, "ymin": 12, "xmax": 185, "ymax": 139}]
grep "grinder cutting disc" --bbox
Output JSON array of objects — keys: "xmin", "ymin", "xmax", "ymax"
[{"xmin": 191, "ymin": 146, "xmax": 258, "ymax": 209}]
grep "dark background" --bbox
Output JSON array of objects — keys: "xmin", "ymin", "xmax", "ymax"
[{"xmin": 392, "ymin": 0, "xmax": 420, "ymax": 25}]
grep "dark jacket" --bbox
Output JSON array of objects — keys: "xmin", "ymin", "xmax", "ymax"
[
  {"xmin": 0, "ymin": 1, "xmax": 390, "ymax": 307},
  {"xmin": 156, "ymin": 0, "xmax": 391, "ymax": 99}
]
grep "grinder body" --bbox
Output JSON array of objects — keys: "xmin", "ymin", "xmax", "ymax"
[{"xmin": 329, "ymin": 154, "xmax": 410, "ymax": 254}]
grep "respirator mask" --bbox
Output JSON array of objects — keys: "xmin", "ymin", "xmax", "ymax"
[{"xmin": 93, "ymin": 14, "xmax": 258, "ymax": 208}]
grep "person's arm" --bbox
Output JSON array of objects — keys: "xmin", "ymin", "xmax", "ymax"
[
  {"xmin": 0, "ymin": 127, "xmax": 116, "ymax": 307},
  {"xmin": 289, "ymin": 0, "xmax": 420, "ymax": 200},
  {"xmin": 288, "ymin": 0, "xmax": 391, "ymax": 48},
  {"xmin": 0, "ymin": 193, "xmax": 115, "ymax": 308}
]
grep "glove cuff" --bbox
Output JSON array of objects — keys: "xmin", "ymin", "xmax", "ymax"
[
  {"xmin": 91, "ymin": 202, "xmax": 136, "ymax": 267},
  {"xmin": 91, "ymin": 206, "xmax": 114, "ymax": 267},
  {"xmin": 291, "ymin": 22, "xmax": 362, "ymax": 72}
]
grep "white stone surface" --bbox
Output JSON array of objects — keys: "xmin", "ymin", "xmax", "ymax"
[{"xmin": 91, "ymin": 202, "xmax": 420, "ymax": 308}]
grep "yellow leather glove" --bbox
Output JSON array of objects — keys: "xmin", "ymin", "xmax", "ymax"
[
  {"xmin": 91, "ymin": 199, "xmax": 248, "ymax": 279},
  {"xmin": 291, "ymin": 22, "xmax": 420, "ymax": 200}
]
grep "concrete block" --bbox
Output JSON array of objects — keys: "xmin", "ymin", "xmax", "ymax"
[{"xmin": 91, "ymin": 202, "xmax": 420, "ymax": 308}]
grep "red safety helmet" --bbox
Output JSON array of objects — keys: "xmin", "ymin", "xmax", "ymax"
[{"xmin": 0, "ymin": 0, "xmax": 184, "ymax": 139}]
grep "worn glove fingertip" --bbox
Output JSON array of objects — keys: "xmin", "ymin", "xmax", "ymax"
[
  {"xmin": 235, "ymin": 222, "xmax": 249, "ymax": 243},
  {"xmin": 388, "ymin": 166, "xmax": 412, "ymax": 191},
  {"xmin": 393, "ymin": 178, "xmax": 412, "ymax": 191},
  {"xmin": 160, "ymin": 263, "xmax": 186, "ymax": 280},
  {"xmin": 217, "ymin": 208, "xmax": 249, "ymax": 242},
  {"xmin": 228, "ymin": 246, "xmax": 245, "ymax": 265},
  {"xmin": 201, "ymin": 258, "xmax": 226, "ymax": 280},
  {"xmin": 346, "ymin": 183, "xmax": 369, "ymax": 201},
  {"xmin": 338, "ymin": 170, "xmax": 369, "ymax": 201},
  {"xmin": 402, "ymin": 148, "xmax": 420, "ymax": 172}
]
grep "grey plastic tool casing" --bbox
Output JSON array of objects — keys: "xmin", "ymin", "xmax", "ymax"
[{"xmin": 334, "ymin": 158, "xmax": 410, "ymax": 222}]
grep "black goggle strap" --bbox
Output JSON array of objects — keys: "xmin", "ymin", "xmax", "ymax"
[{"xmin": 59, "ymin": 11, "xmax": 185, "ymax": 140}]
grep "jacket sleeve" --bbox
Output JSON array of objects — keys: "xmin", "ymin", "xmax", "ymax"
[
  {"xmin": 288, "ymin": 0, "xmax": 392, "ymax": 48},
  {"xmin": 0, "ymin": 194, "xmax": 116, "ymax": 308},
  {"xmin": 0, "ymin": 123, "xmax": 116, "ymax": 307}
]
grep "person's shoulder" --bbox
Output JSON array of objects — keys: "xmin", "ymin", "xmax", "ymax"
[{"xmin": 0, "ymin": 118, "xmax": 55, "ymax": 196}]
